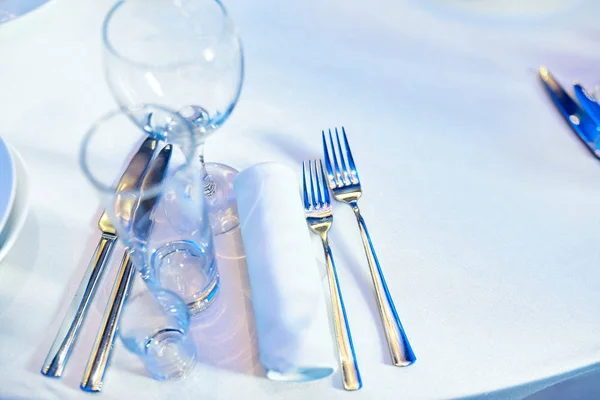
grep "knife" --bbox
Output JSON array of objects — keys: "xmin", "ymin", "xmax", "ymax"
[
  {"xmin": 41, "ymin": 137, "xmax": 158, "ymax": 378},
  {"xmin": 573, "ymin": 83, "xmax": 600, "ymax": 128},
  {"xmin": 81, "ymin": 144, "xmax": 173, "ymax": 393},
  {"xmin": 538, "ymin": 66, "xmax": 600, "ymax": 158}
]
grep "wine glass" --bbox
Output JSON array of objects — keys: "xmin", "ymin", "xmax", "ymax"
[
  {"xmin": 102, "ymin": 0, "xmax": 244, "ymax": 235},
  {"xmin": 80, "ymin": 105, "xmax": 220, "ymax": 314}
]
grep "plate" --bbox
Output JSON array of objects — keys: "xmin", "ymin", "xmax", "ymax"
[
  {"xmin": 0, "ymin": 145, "xmax": 29, "ymax": 263},
  {"xmin": 0, "ymin": 137, "xmax": 16, "ymax": 235},
  {"xmin": 1, "ymin": 0, "xmax": 51, "ymax": 24}
]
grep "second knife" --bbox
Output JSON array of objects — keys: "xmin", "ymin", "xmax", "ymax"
[
  {"xmin": 41, "ymin": 137, "xmax": 157, "ymax": 378},
  {"xmin": 81, "ymin": 144, "xmax": 173, "ymax": 392}
]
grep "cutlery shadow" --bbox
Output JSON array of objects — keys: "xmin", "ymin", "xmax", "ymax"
[
  {"xmin": 189, "ymin": 228, "xmax": 264, "ymax": 378},
  {"xmin": 259, "ymin": 132, "xmax": 317, "ymax": 164},
  {"xmin": 330, "ymin": 237, "xmax": 391, "ymax": 366}
]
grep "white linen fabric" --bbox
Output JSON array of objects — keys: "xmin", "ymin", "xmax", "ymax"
[
  {"xmin": 234, "ymin": 162, "xmax": 336, "ymax": 382},
  {"xmin": 0, "ymin": 0, "xmax": 599, "ymax": 399}
]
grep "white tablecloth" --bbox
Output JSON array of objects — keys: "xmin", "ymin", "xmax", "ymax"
[{"xmin": 1, "ymin": 0, "xmax": 599, "ymax": 398}]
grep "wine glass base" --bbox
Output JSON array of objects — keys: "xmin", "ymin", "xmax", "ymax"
[{"xmin": 204, "ymin": 162, "xmax": 240, "ymax": 236}]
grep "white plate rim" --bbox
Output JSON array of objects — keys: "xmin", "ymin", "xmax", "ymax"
[
  {"xmin": 0, "ymin": 144, "xmax": 29, "ymax": 263},
  {"xmin": 0, "ymin": 137, "xmax": 16, "ymax": 234}
]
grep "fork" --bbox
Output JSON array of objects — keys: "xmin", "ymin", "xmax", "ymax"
[
  {"xmin": 322, "ymin": 127, "xmax": 416, "ymax": 367},
  {"xmin": 302, "ymin": 159, "xmax": 362, "ymax": 391}
]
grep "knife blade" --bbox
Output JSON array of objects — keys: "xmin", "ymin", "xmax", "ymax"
[
  {"xmin": 573, "ymin": 83, "xmax": 600, "ymax": 129},
  {"xmin": 539, "ymin": 66, "xmax": 600, "ymax": 157},
  {"xmin": 41, "ymin": 137, "xmax": 158, "ymax": 378},
  {"xmin": 81, "ymin": 144, "xmax": 173, "ymax": 393}
]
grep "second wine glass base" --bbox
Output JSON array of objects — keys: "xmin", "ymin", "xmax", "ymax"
[
  {"xmin": 204, "ymin": 162, "xmax": 240, "ymax": 236},
  {"xmin": 145, "ymin": 327, "xmax": 197, "ymax": 381}
]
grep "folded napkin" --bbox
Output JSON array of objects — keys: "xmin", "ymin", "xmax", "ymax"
[{"xmin": 234, "ymin": 163, "xmax": 336, "ymax": 382}]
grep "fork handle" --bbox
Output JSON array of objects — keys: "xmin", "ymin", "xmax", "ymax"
[
  {"xmin": 320, "ymin": 233, "xmax": 362, "ymax": 391},
  {"xmin": 350, "ymin": 202, "xmax": 416, "ymax": 366}
]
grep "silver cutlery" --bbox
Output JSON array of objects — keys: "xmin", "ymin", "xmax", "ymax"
[
  {"xmin": 41, "ymin": 137, "xmax": 158, "ymax": 378},
  {"xmin": 302, "ymin": 159, "xmax": 362, "ymax": 391},
  {"xmin": 81, "ymin": 144, "xmax": 173, "ymax": 392},
  {"xmin": 80, "ymin": 252, "xmax": 134, "ymax": 392},
  {"xmin": 322, "ymin": 127, "xmax": 416, "ymax": 367},
  {"xmin": 539, "ymin": 67, "xmax": 600, "ymax": 158},
  {"xmin": 573, "ymin": 83, "xmax": 600, "ymax": 129}
]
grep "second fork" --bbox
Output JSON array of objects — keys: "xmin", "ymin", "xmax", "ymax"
[
  {"xmin": 323, "ymin": 127, "xmax": 416, "ymax": 367},
  {"xmin": 302, "ymin": 159, "xmax": 362, "ymax": 391}
]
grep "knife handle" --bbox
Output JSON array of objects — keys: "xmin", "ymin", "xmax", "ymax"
[
  {"xmin": 41, "ymin": 233, "xmax": 116, "ymax": 378},
  {"xmin": 81, "ymin": 251, "xmax": 136, "ymax": 393}
]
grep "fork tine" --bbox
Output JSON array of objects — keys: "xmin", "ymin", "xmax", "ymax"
[
  {"xmin": 341, "ymin": 126, "xmax": 359, "ymax": 183},
  {"xmin": 322, "ymin": 131, "xmax": 336, "ymax": 188},
  {"xmin": 335, "ymin": 127, "xmax": 349, "ymax": 181},
  {"xmin": 328, "ymin": 129, "xmax": 343, "ymax": 185},
  {"xmin": 319, "ymin": 159, "xmax": 330, "ymax": 204},
  {"xmin": 309, "ymin": 160, "xmax": 317, "ymax": 208},
  {"xmin": 302, "ymin": 161, "xmax": 310, "ymax": 209},
  {"xmin": 314, "ymin": 160, "xmax": 324, "ymax": 207}
]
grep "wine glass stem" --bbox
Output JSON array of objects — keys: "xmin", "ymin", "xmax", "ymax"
[{"xmin": 196, "ymin": 144, "xmax": 216, "ymax": 197}]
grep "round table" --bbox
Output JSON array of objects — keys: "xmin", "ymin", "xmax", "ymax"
[{"xmin": 0, "ymin": 0, "xmax": 599, "ymax": 398}]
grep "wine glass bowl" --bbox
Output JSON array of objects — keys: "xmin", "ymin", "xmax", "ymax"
[
  {"xmin": 103, "ymin": 0, "xmax": 243, "ymax": 136},
  {"xmin": 103, "ymin": 0, "xmax": 244, "ymax": 235}
]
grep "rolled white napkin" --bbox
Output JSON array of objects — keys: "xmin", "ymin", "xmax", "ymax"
[{"xmin": 234, "ymin": 162, "xmax": 337, "ymax": 382}]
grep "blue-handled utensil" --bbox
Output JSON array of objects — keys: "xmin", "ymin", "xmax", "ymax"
[
  {"xmin": 573, "ymin": 83, "xmax": 600, "ymax": 129},
  {"xmin": 539, "ymin": 66, "xmax": 600, "ymax": 158}
]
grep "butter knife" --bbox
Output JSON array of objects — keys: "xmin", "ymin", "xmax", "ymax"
[
  {"xmin": 539, "ymin": 66, "xmax": 600, "ymax": 157},
  {"xmin": 41, "ymin": 137, "xmax": 158, "ymax": 378},
  {"xmin": 81, "ymin": 144, "xmax": 172, "ymax": 392}
]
